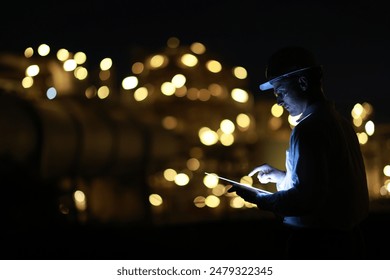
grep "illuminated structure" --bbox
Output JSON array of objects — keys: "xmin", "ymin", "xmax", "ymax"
[{"xmin": 0, "ymin": 37, "xmax": 389, "ymax": 230}]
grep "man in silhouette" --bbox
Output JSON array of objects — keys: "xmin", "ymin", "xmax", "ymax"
[{"xmin": 229, "ymin": 46, "xmax": 369, "ymax": 259}]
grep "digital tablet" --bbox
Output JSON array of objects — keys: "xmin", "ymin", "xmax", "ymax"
[{"xmin": 204, "ymin": 172, "xmax": 273, "ymax": 194}]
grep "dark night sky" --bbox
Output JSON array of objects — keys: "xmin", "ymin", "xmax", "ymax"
[{"xmin": 2, "ymin": 0, "xmax": 390, "ymax": 122}]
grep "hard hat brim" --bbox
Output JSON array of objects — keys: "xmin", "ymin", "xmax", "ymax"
[{"xmin": 259, "ymin": 66, "xmax": 318, "ymax": 91}]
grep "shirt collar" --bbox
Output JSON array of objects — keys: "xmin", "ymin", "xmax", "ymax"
[{"xmin": 296, "ymin": 99, "xmax": 329, "ymax": 123}]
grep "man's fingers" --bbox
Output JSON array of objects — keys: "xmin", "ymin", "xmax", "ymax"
[
  {"xmin": 248, "ymin": 167, "xmax": 262, "ymax": 177},
  {"xmin": 248, "ymin": 171, "xmax": 256, "ymax": 177},
  {"xmin": 259, "ymin": 177, "xmax": 270, "ymax": 184}
]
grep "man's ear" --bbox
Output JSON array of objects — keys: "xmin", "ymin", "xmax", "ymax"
[{"xmin": 298, "ymin": 76, "xmax": 308, "ymax": 91}]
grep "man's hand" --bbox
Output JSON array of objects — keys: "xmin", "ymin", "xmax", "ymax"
[
  {"xmin": 249, "ymin": 164, "xmax": 286, "ymax": 184},
  {"xmin": 227, "ymin": 184, "xmax": 261, "ymax": 204}
]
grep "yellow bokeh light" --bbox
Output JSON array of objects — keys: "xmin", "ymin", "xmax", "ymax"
[
  {"xmin": 383, "ymin": 165, "xmax": 390, "ymax": 177},
  {"xmin": 271, "ymin": 104, "xmax": 283, "ymax": 117},
  {"xmin": 26, "ymin": 65, "xmax": 39, "ymax": 77},
  {"xmin": 206, "ymin": 60, "xmax": 222, "ymax": 73},
  {"xmin": 174, "ymin": 173, "xmax": 190, "ymax": 186},
  {"xmin": 100, "ymin": 58, "xmax": 112, "ymax": 71},
  {"xmin": 186, "ymin": 158, "xmax": 200, "ymax": 171},
  {"xmin": 190, "ymin": 42, "xmax": 206, "ymax": 54},
  {"xmin": 233, "ymin": 66, "xmax": 247, "ymax": 79},
  {"xmin": 199, "ymin": 127, "xmax": 218, "ymax": 146},
  {"xmin": 220, "ymin": 119, "xmax": 235, "ymax": 134},
  {"xmin": 163, "ymin": 168, "xmax": 177, "ymax": 181},
  {"xmin": 149, "ymin": 194, "xmax": 163, "ymax": 206},
  {"xmin": 180, "ymin": 53, "xmax": 198, "ymax": 67},
  {"xmin": 161, "ymin": 82, "xmax": 176, "ymax": 96},
  {"xmin": 231, "ymin": 88, "xmax": 248, "ymax": 103},
  {"xmin": 204, "ymin": 173, "xmax": 219, "ymax": 188},
  {"xmin": 205, "ymin": 195, "xmax": 220, "ymax": 208},
  {"xmin": 134, "ymin": 87, "xmax": 148, "ymax": 101},
  {"xmin": 220, "ymin": 133, "xmax": 234, "ymax": 146},
  {"xmin": 236, "ymin": 113, "xmax": 250, "ymax": 128},
  {"xmin": 122, "ymin": 76, "xmax": 138, "ymax": 90},
  {"xmin": 37, "ymin": 43, "xmax": 50, "ymax": 56}
]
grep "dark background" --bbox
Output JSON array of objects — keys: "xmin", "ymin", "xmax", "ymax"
[{"xmin": 2, "ymin": 0, "xmax": 389, "ymax": 121}]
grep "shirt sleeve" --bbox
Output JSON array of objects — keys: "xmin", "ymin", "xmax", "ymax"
[{"xmin": 256, "ymin": 123, "xmax": 329, "ymax": 216}]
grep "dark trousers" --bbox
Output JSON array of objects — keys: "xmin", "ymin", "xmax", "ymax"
[{"xmin": 284, "ymin": 225, "xmax": 366, "ymax": 260}]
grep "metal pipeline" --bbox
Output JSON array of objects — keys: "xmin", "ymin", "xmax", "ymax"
[{"xmin": 0, "ymin": 90, "xmax": 180, "ymax": 181}]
